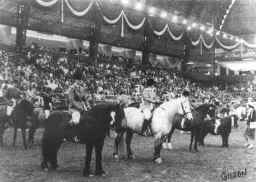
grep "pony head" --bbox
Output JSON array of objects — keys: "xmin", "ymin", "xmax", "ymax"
[{"xmin": 179, "ymin": 96, "xmax": 193, "ymax": 120}]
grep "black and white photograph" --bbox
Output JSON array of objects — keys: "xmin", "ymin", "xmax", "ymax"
[{"xmin": 0, "ymin": 0, "xmax": 255, "ymax": 181}]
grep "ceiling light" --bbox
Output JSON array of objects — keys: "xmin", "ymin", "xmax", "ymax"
[
  {"xmin": 182, "ymin": 19, "xmax": 187, "ymax": 25},
  {"xmin": 200, "ymin": 25, "xmax": 205, "ymax": 31},
  {"xmin": 172, "ymin": 15, "xmax": 178, "ymax": 23},
  {"xmin": 223, "ymin": 33, "xmax": 227, "ymax": 39},
  {"xmin": 135, "ymin": 2, "xmax": 143, "ymax": 11},
  {"xmin": 216, "ymin": 31, "xmax": 220, "ymax": 36},
  {"xmin": 121, "ymin": 0, "xmax": 129, "ymax": 6},
  {"xmin": 191, "ymin": 23, "xmax": 197, "ymax": 28},
  {"xmin": 160, "ymin": 11, "xmax": 167, "ymax": 18},
  {"xmin": 148, "ymin": 7, "xmax": 156, "ymax": 16},
  {"xmin": 187, "ymin": 26, "xmax": 192, "ymax": 31}
]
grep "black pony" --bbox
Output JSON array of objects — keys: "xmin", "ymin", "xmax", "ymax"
[
  {"xmin": 198, "ymin": 116, "xmax": 232, "ymax": 147},
  {"xmin": 0, "ymin": 99, "xmax": 34, "ymax": 149},
  {"xmin": 166, "ymin": 104, "xmax": 216, "ymax": 152},
  {"xmin": 41, "ymin": 103, "xmax": 125, "ymax": 177}
]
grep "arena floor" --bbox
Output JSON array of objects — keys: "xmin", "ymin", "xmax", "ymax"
[{"xmin": 0, "ymin": 122, "xmax": 255, "ymax": 182}]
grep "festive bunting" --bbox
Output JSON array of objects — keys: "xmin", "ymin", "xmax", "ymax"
[
  {"xmin": 123, "ymin": 12, "xmax": 145, "ymax": 30},
  {"xmin": 64, "ymin": 0, "xmax": 94, "ymax": 17},
  {"xmin": 153, "ymin": 24, "xmax": 184, "ymax": 41},
  {"xmin": 35, "ymin": 0, "xmax": 253, "ymax": 51},
  {"xmin": 35, "ymin": 0, "xmax": 59, "ymax": 7},
  {"xmin": 242, "ymin": 40, "xmax": 256, "ymax": 49},
  {"xmin": 215, "ymin": 35, "xmax": 240, "ymax": 50}
]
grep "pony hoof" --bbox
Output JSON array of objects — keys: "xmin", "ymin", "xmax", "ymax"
[
  {"xmin": 162, "ymin": 143, "xmax": 168, "ymax": 149},
  {"xmin": 154, "ymin": 157, "xmax": 163, "ymax": 164},
  {"xmin": 95, "ymin": 170, "xmax": 107, "ymax": 176},
  {"xmin": 127, "ymin": 154, "xmax": 135, "ymax": 160},
  {"xmin": 167, "ymin": 143, "xmax": 173, "ymax": 150},
  {"xmin": 83, "ymin": 170, "xmax": 93, "ymax": 177},
  {"xmin": 41, "ymin": 162, "xmax": 49, "ymax": 172}
]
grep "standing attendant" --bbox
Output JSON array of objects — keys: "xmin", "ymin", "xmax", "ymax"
[
  {"xmin": 244, "ymin": 99, "xmax": 256, "ymax": 149},
  {"xmin": 42, "ymin": 88, "xmax": 53, "ymax": 119}
]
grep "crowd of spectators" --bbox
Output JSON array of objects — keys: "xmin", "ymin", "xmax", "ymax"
[{"xmin": 0, "ymin": 43, "xmax": 255, "ymax": 107}]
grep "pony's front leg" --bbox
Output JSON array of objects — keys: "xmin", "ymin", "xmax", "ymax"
[
  {"xmin": 12, "ymin": 127, "xmax": 17, "ymax": 147},
  {"xmin": 164, "ymin": 127, "xmax": 174, "ymax": 150},
  {"xmin": 21, "ymin": 128, "xmax": 27, "ymax": 150},
  {"xmin": 95, "ymin": 141, "xmax": 106, "ymax": 176},
  {"xmin": 0, "ymin": 123, "xmax": 5, "ymax": 147},
  {"xmin": 193, "ymin": 130, "xmax": 199, "ymax": 152},
  {"xmin": 83, "ymin": 143, "xmax": 93, "ymax": 177},
  {"xmin": 126, "ymin": 130, "xmax": 134, "ymax": 159},
  {"xmin": 113, "ymin": 131, "xmax": 124, "ymax": 160},
  {"xmin": 189, "ymin": 131, "xmax": 194, "ymax": 152},
  {"xmin": 153, "ymin": 137, "xmax": 163, "ymax": 164},
  {"xmin": 28, "ymin": 126, "xmax": 36, "ymax": 148}
]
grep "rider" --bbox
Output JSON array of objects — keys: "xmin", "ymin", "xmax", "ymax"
[
  {"xmin": 180, "ymin": 89, "xmax": 191, "ymax": 129},
  {"xmin": 41, "ymin": 87, "xmax": 53, "ymax": 119},
  {"xmin": 68, "ymin": 78, "xmax": 87, "ymax": 125},
  {"xmin": 244, "ymin": 98, "xmax": 256, "ymax": 149},
  {"xmin": 140, "ymin": 78, "xmax": 158, "ymax": 136}
]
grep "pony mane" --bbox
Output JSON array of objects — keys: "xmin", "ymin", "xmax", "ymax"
[
  {"xmin": 195, "ymin": 104, "xmax": 215, "ymax": 114},
  {"xmin": 91, "ymin": 103, "xmax": 119, "ymax": 113}
]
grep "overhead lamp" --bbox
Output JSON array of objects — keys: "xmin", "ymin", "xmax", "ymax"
[
  {"xmin": 216, "ymin": 31, "xmax": 220, "ymax": 36},
  {"xmin": 121, "ymin": 0, "xmax": 129, "ymax": 6},
  {"xmin": 148, "ymin": 7, "xmax": 156, "ymax": 16},
  {"xmin": 135, "ymin": 2, "xmax": 143, "ymax": 11},
  {"xmin": 182, "ymin": 19, "xmax": 187, "ymax": 25},
  {"xmin": 160, "ymin": 11, "xmax": 167, "ymax": 18},
  {"xmin": 200, "ymin": 25, "xmax": 205, "ymax": 31},
  {"xmin": 223, "ymin": 33, "xmax": 227, "ymax": 39},
  {"xmin": 172, "ymin": 15, "xmax": 178, "ymax": 23},
  {"xmin": 191, "ymin": 22, "xmax": 197, "ymax": 28},
  {"xmin": 187, "ymin": 26, "xmax": 192, "ymax": 31}
]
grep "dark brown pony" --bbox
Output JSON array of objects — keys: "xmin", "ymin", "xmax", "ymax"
[{"xmin": 166, "ymin": 104, "xmax": 216, "ymax": 152}]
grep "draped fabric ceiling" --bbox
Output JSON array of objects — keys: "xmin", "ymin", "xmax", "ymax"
[{"xmin": 34, "ymin": 0, "xmax": 256, "ymax": 50}]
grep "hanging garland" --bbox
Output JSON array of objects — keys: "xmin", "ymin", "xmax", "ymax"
[
  {"xmin": 35, "ymin": 0, "xmax": 59, "ymax": 7},
  {"xmin": 153, "ymin": 24, "xmax": 184, "ymax": 41},
  {"xmin": 64, "ymin": 0, "xmax": 94, "ymax": 17},
  {"xmin": 102, "ymin": 10, "xmax": 123, "ymax": 24},
  {"xmin": 167, "ymin": 26, "xmax": 184, "ymax": 41},
  {"xmin": 190, "ymin": 37, "xmax": 201, "ymax": 46},
  {"xmin": 215, "ymin": 35, "xmax": 241, "ymax": 50},
  {"xmin": 123, "ymin": 12, "xmax": 145, "ymax": 30},
  {"xmin": 201, "ymin": 35, "xmax": 215, "ymax": 49},
  {"xmin": 153, "ymin": 24, "xmax": 168, "ymax": 36},
  {"xmin": 242, "ymin": 40, "xmax": 256, "ymax": 49},
  {"xmin": 35, "ymin": 0, "xmax": 254, "ymax": 51}
]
